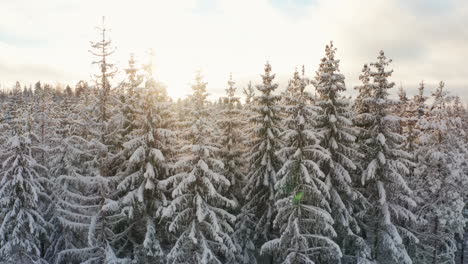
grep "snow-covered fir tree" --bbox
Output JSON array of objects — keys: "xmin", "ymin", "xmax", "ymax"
[
  {"xmin": 113, "ymin": 58, "xmax": 175, "ymax": 263},
  {"xmin": 358, "ymin": 51, "xmax": 416, "ymax": 264},
  {"xmin": 50, "ymin": 93, "xmax": 127, "ymax": 263},
  {"xmin": 397, "ymin": 85, "xmax": 422, "ymax": 153},
  {"xmin": 261, "ymin": 67, "xmax": 341, "ymax": 263},
  {"xmin": 450, "ymin": 95, "xmax": 468, "ymax": 156},
  {"xmin": 396, "ymin": 84, "xmax": 409, "ymax": 118},
  {"xmin": 48, "ymin": 133, "xmax": 95, "ymax": 263},
  {"xmin": 33, "ymin": 87, "xmax": 58, "ymax": 163},
  {"xmin": 397, "ymin": 81, "xmax": 428, "ymax": 156},
  {"xmin": 314, "ymin": 42, "xmax": 371, "ymax": 263},
  {"xmin": 53, "ymin": 20, "xmax": 128, "ymax": 264},
  {"xmin": 32, "ymin": 87, "xmax": 60, "ymax": 226},
  {"xmin": 44, "ymin": 93, "xmax": 85, "ymax": 262},
  {"xmin": 353, "ymin": 64, "xmax": 373, "ymax": 129},
  {"xmin": 217, "ymin": 74, "xmax": 245, "ymax": 201},
  {"xmin": 160, "ymin": 72, "xmax": 237, "ymax": 264},
  {"xmin": 413, "ymin": 81, "xmax": 428, "ymax": 119},
  {"xmin": 0, "ymin": 111, "xmax": 50, "ymax": 264},
  {"xmin": 242, "ymin": 62, "xmax": 283, "ymax": 262},
  {"xmin": 215, "ymin": 75, "xmax": 252, "ymax": 264},
  {"xmin": 353, "ymin": 64, "xmax": 375, "ymax": 172},
  {"xmin": 353, "ymin": 64, "xmax": 372, "ymax": 117},
  {"xmin": 118, "ymin": 53, "xmax": 144, "ymax": 142},
  {"xmin": 411, "ymin": 81, "xmax": 467, "ymax": 264}
]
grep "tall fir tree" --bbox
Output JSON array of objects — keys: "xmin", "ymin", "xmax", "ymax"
[
  {"xmin": 314, "ymin": 42, "xmax": 371, "ymax": 263},
  {"xmin": 217, "ymin": 74, "xmax": 245, "ymax": 201},
  {"xmin": 353, "ymin": 64, "xmax": 373, "ymax": 127},
  {"xmin": 113, "ymin": 57, "xmax": 174, "ymax": 262},
  {"xmin": 0, "ymin": 110, "xmax": 51, "ymax": 264},
  {"xmin": 358, "ymin": 51, "xmax": 416, "ymax": 264},
  {"xmin": 261, "ymin": 68, "xmax": 341, "ymax": 263},
  {"xmin": 242, "ymin": 62, "xmax": 283, "ymax": 262},
  {"xmin": 54, "ymin": 18, "xmax": 127, "ymax": 264},
  {"xmin": 411, "ymin": 82, "xmax": 467, "ymax": 264},
  {"xmin": 119, "ymin": 53, "xmax": 144, "ymax": 143},
  {"xmin": 216, "ymin": 75, "xmax": 252, "ymax": 264},
  {"xmin": 161, "ymin": 72, "xmax": 237, "ymax": 264}
]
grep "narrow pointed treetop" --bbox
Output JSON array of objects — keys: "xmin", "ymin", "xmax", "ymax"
[
  {"xmin": 242, "ymin": 81, "xmax": 255, "ymax": 105},
  {"xmin": 242, "ymin": 62, "xmax": 282, "ymax": 245},
  {"xmin": 314, "ymin": 42, "xmax": 370, "ymax": 262},
  {"xmin": 262, "ymin": 67, "xmax": 341, "ymax": 263},
  {"xmin": 161, "ymin": 73, "xmax": 237, "ymax": 264},
  {"xmin": 359, "ymin": 51, "xmax": 416, "ymax": 264}
]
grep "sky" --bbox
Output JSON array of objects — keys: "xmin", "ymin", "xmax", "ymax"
[{"xmin": 0, "ymin": 0, "xmax": 467, "ymax": 102}]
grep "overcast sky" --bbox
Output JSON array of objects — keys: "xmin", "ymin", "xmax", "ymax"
[{"xmin": 0, "ymin": 0, "xmax": 467, "ymax": 101}]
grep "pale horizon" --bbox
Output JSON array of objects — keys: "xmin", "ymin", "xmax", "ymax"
[{"xmin": 0, "ymin": 0, "xmax": 467, "ymax": 102}]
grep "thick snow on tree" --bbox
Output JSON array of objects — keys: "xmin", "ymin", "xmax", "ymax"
[
  {"xmin": 53, "ymin": 21, "xmax": 127, "ymax": 264},
  {"xmin": 261, "ymin": 68, "xmax": 341, "ymax": 264},
  {"xmin": 114, "ymin": 68, "xmax": 174, "ymax": 262},
  {"xmin": 397, "ymin": 83, "xmax": 426, "ymax": 153},
  {"xmin": 395, "ymin": 81, "xmax": 428, "ymax": 157},
  {"xmin": 118, "ymin": 54, "xmax": 144, "ymax": 142},
  {"xmin": 216, "ymin": 75, "xmax": 251, "ymax": 264},
  {"xmin": 242, "ymin": 62, "xmax": 283, "ymax": 253},
  {"xmin": 53, "ymin": 172, "xmax": 123, "ymax": 264},
  {"xmin": 160, "ymin": 73, "xmax": 236, "ymax": 264},
  {"xmin": 230, "ymin": 207, "xmax": 257, "ymax": 264},
  {"xmin": 353, "ymin": 64, "xmax": 375, "ymax": 168},
  {"xmin": 358, "ymin": 51, "xmax": 416, "ymax": 264},
  {"xmin": 45, "ymin": 97, "xmax": 87, "ymax": 262},
  {"xmin": 51, "ymin": 149, "xmax": 126, "ymax": 263},
  {"xmin": 49, "ymin": 135, "xmax": 95, "ymax": 263},
  {"xmin": 32, "ymin": 89, "xmax": 59, "ymax": 167},
  {"xmin": 411, "ymin": 82, "xmax": 467, "ymax": 264},
  {"xmin": 217, "ymin": 74, "xmax": 245, "ymax": 200},
  {"xmin": 314, "ymin": 42, "xmax": 371, "ymax": 263},
  {"xmin": 0, "ymin": 119, "xmax": 50, "ymax": 264},
  {"xmin": 49, "ymin": 101, "xmax": 123, "ymax": 263},
  {"xmin": 353, "ymin": 64, "xmax": 373, "ymax": 119}
]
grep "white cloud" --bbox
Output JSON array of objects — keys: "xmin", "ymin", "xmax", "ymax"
[{"xmin": 0, "ymin": 0, "xmax": 466, "ymax": 102}]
